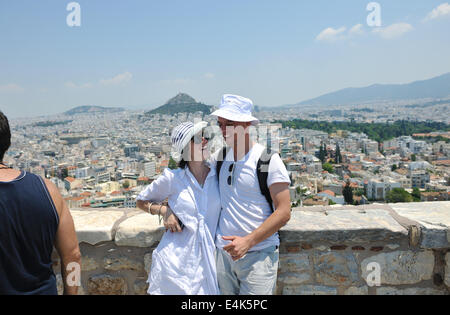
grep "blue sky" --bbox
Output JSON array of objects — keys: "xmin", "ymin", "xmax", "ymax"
[{"xmin": 1, "ymin": 0, "xmax": 450, "ymax": 118}]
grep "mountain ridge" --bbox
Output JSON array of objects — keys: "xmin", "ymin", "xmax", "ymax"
[
  {"xmin": 293, "ymin": 72, "xmax": 450, "ymax": 107},
  {"xmin": 145, "ymin": 93, "xmax": 213, "ymax": 116},
  {"xmin": 64, "ymin": 105, "xmax": 125, "ymax": 115}
]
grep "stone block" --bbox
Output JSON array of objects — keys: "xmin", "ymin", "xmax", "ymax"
[
  {"xmin": 313, "ymin": 252, "xmax": 359, "ymax": 286},
  {"xmin": 87, "ymin": 274, "xmax": 127, "ymax": 295},
  {"xmin": 115, "ymin": 213, "xmax": 165, "ymax": 247},
  {"xmin": 278, "ymin": 253, "xmax": 312, "ymax": 284},
  {"xmin": 391, "ymin": 202, "xmax": 450, "ymax": 249},
  {"xmin": 71, "ymin": 210, "xmax": 125, "ymax": 245},
  {"xmin": 344, "ymin": 286, "xmax": 369, "ymax": 295},
  {"xmin": 361, "ymin": 251, "xmax": 434, "ymax": 285},
  {"xmin": 445, "ymin": 253, "xmax": 450, "ymax": 287},
  {"xmin": 386, "ymin": 244, "xmax": 400, "ymax": 250},
  {"xmin": 144, "ymin": 253, "xmax": 153, "ymax": 275},
  {"xmin": 280, "ymin": 209, "xmax": 408, "ymax": 244},
  {"xmin": 376, "ymin": 287, "xmax": 446, "ymax": 295},
  {"xmin": 277, "ymin": 273, "xmax": 311, "ymax": 285},
  {"xmin": 81, "ymin": 255, "xmax": 99, "ymax": 272},
  {"xmin": 103, "ymin": 254, "xmax": 144, "ymax": 272},
  {"xmin": 283, "ymin": 285, "xmax": 337, "ymax": 295},
  {"xmin": 134, "ymin": 279, "xmax": 149, "ymax": 295}
]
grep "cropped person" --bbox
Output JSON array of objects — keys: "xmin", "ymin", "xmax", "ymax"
[
  {"xmin": 136, "ymin": 121, "xmax": 221, "ymax": 295},
  {"xmin": 0, "ymin": 111, "xmax": 81, "ymax": 295},
  {"xmin": 211, "ymin": 94, "xmax": 291, "ymax": 295}
]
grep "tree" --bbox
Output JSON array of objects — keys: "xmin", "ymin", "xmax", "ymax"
[
  {"xmin": 411, "ymin": 154, "xmax": 417, "ymax": 162},
  {"xmin": 343, "ymin": 181, "xmax": 354, "ymax": 204},
  {"xmin": 391, "ymin": 164, "xmax": 398, "ymax": 172},
  {"xmin": 411, "ymin": 188, "xmax": 421, "ymax": 202},
  {"xmin": 322, "ymin": 163, "xmax": 334, "ymax": 174},
  {"xmin": 168, "ymin": 157, "xmax": 178, "ymax": 170},
  {"xmin": 335, "ymin": 143, "xmax": 342, "ymax": 164},
  {"xmin": 61, "ymin": 168, "xmax": 68, "ymax": 179},
  {"xmin": 386, "ymin": 188, "xmax": 413, "ymax": 203},
  {"xmin": 122, "ymin": 181, "xmax": 130, "ymax": 189},
  {"xmin": 319, "ymin": 142, "xmax": 326, "ymax": 163}
]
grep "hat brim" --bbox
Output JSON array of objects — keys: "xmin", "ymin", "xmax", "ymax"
[
  {"xmin": 171, "ymin": 121, "xmax": 208, "ymax": 162},
  {"xmin": 211, "ymin": 109, "xmax": 259, "ymax": 124}
]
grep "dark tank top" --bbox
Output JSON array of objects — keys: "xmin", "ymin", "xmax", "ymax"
[{"xmin": 0, "ymin": 171, "xmax": 59, "ymax": 295}]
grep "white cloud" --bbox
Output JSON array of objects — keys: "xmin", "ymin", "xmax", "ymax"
[
  {"xmin": 372, "ymin": 23, "xmax": 414, "ymax": 39},
  {"xmin": 204, "ymin": 73, "xmax": 215, "ymax": 79},
  {"xmin": 315, "ymin": 26, "xmax": 347, "ymax": 42},
  {"xmin": 65, "ymin": 81, "xmax": 93, "ymax": 89},
  {"xmin": 349, "ymin": 24, "xmax": 365, "ymax": 36},
  {"xmin": 424, "ymin": 3, "xmax": 450, "ymax": 21},
  {"xmin": 100, "ymin": 72, "xmax": 133, "ymax": 86},
  {"xmin": 0, "ymin": 84, "xmax": 24, "ymax": 93}
]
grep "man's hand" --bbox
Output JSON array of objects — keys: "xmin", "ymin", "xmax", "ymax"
[
  {"xmin": 164, "ymin": 207, "xmax": 183, "ymax": 233},
  {"xmin": 222, "ymin": 235, "xmax": 254, "ymax": 261}
]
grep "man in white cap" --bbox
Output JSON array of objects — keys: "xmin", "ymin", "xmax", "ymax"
[{"xmin": 211, "ymin": 94, "xmax": 291, "ymax": 295}]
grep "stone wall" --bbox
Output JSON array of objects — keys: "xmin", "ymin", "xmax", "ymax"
[{"xmin": 53, "ymin": 202, "xmax": 450, "ymax": 295}]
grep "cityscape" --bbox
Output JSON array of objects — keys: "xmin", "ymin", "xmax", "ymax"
[
  {"xmin": 2, "ymin": 0, "xmax": 450, "ymax": 297},
  {"xmin": 5, "ymin": 91, "xmax": 450, "ymax": 210}
]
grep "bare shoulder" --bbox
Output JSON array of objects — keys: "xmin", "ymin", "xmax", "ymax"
[
  {"xmin": 43, "ymin": 178, "xmax": 60, "ymax": 197},
  {"xmin": 42, "ymin": 178, "xmax": 64, "ymax": 215}
]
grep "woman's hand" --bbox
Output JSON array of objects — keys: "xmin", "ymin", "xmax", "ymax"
[{"xmin": 163, "ymin": 207, "xmax": 183, "ymax": 233}]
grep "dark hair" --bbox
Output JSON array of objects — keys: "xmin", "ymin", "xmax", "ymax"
[
  {"xmin": 178, "ymin": 159, "xmax": 188, "ymax": 169},
  {"xmin": 0, "ymin": 111, "xmax": 11, "ymax": 162}
]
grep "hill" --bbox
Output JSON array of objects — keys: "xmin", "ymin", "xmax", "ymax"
[
  {"xmin": 145, "ymin": 93, "xmax": 212, "ymax": 116},
  {"xmin": 294, "ymin": 72, "xmax": 450, "ymax": 107},
  {"xmin": 64, "ymin": 105, "xmax": 125, "ymax": 116}
]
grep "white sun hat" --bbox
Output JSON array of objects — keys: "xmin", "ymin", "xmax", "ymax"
[
  {"xmin": 211, "ymin": 94, "xmax": 259, "ymax": 124},
  {"xmin": 171, "ymin": 121, "xmax": 208, "ymax": 162}
]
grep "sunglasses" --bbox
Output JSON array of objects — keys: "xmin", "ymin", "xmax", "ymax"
[{"xmin": 192, "ymin": 133, "xmax": 211, "ymax": 144}]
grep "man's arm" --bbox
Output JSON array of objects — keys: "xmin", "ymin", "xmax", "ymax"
[
  {"xmin": 45, "ymin": 179, "xmax": 81, "ymax": 295},
  {"xmin": 223, "ymin": 182, "xmax": 291, "ymax": 261}
]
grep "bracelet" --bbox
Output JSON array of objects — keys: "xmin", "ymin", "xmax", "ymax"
[{"xmin": 147, "ymin": 202, "xmax": 154, "ymax": 214}]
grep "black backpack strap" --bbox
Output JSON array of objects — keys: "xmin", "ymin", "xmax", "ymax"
[
  {"xmin": 257, "ymin": 149, "xmax": 275, "ymax": 212},
  {"xmin": 216, "ymin": 147, "xmax": 229, "ymax": 181}
]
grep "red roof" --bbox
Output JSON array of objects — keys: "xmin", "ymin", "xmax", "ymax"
[
  {"xmin": 433, "ymin": 160, "xmax": 450, "ymax": 166},
  {"xmin": 65, "ymin": 177, "xmax": 75, "ymax": 182},
  {"xmin": 320, "ymin": 190, "xmax": 336, "ymax": 197}
]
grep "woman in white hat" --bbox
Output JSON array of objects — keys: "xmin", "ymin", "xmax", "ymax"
[{"xmin": 136, "ymin": 121, "xmax": 221, "ymax": 295}]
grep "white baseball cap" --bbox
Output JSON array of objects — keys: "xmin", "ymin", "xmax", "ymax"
[
  {"xmin": 171, "ymin": 121, "xmax": 208, "ymax": 162},
  {"xmin": 211, "ymin": 94, "xmax": 259, "ymax": 124}
]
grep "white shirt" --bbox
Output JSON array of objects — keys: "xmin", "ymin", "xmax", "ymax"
[
  {"xmin": 214, "ymin": 143, "xmax": 291, "ymax": 252},
  {"xmin": 136, "ymin": 167, "xmax": 221, "ymax": 295}
]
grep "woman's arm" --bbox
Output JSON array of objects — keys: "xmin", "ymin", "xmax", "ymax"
[
  {"xmin": 136, "ymin": 200, "xmax": 182, "ymax": 233},
  {"xmin": 135, "ymin": 170, "xmax": 182, "ymax": 232},
  {"xmin": 136, "ymin": 200, "xmax": 168, "ymax": 216}
]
